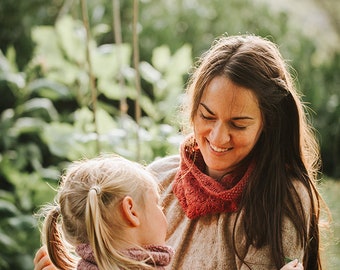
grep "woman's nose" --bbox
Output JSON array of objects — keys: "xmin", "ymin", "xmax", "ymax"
[{"xmin": 210, "ymin": 122, "xmax": 231, "ymax": 145}]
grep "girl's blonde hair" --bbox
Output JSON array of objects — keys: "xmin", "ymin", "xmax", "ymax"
[{"xmin": 39, "ymin": 154, "xmax": 159, "ymax": 270}]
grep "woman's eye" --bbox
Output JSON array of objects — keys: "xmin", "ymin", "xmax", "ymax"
[
  {"xmin": 231, "ymin": 122, "xmax": 246, "ymax": 130},
  {"xmin": 200, "ymin": 112, "xmax": 214, "ymax": 120}
]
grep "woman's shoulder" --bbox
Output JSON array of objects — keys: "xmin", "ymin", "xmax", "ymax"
[
  {"xmin": 291, "ymin": 179, "xmax": 313, "ymax": 203},
  {"xmin": 147, "ymin": 155, "xmax": 180, "ymax": 183},
  {"xmin": 290, "ymin": 179, "xmax": 315, "ymax": 220}
]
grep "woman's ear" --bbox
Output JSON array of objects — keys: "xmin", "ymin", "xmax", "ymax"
[{"xmin": 121, "ymin": 196, "xmax": 141, "ymax": 227}]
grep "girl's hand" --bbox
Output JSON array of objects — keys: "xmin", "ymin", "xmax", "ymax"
[
  {"xmin": 280, "ymin": 259, "xmax": 303, "ymax": 270},
  {"xmin": 33, "ymin": 246, "xmax": 57, "ymax": 270}
]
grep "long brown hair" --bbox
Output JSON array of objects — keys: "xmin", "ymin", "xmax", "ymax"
[{"xmin": 185, "ymin": 34, "xmax": 326, "ymax": 269}]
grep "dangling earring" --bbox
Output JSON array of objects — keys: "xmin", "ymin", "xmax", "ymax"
[
  {"xmin": 191, "ymin": 136, "xmax": 199, "ymax": 152},
  {"xmin": 193, "ymin": 142, "xmax": 199, "ymax": 151}
]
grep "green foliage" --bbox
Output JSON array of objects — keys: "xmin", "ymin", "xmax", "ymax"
[
  {"xmin": 319, "ymin": 179, "xmax": 340, "ymax": 269},
  {"xmin": 0, "ymin": 48, "xmax": 59, "ymax": 269},
  {"xmin": 312, "ymin": 55, "xmax": 340, "ymax": 177},
  {"xmin": 0, "ymin": 0, "xmax": 62, "ymax": 69},
  {"xmin": 0, "ymin": 11, "xmax": 191, "ymax": 266}
]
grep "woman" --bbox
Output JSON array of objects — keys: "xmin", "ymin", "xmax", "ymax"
[
  {"xmin": 35, "ymin": 34, "xmax": 324, "ymax": 269},
  {"xmin": 146, "ymin": 34, "xmax": 324, "ymax": 269}
]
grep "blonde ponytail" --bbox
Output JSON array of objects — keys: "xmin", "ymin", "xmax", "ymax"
[{"xmin": 42, "ymin": 205, "xmax": 77, "ymax": 270}]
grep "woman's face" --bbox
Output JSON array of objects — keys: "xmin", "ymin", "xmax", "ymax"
[{"xmin": 193, "ymin": 76, "xmax": 263, "ymax": 179}]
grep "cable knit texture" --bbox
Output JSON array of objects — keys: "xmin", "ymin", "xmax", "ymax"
[
  {"xmin": 76, "ymin": 243, "xmax": 174, "ymax": 270},
  {"xmin": 172, "ymin": 135, "xmax": 253, "ymax": 219}
]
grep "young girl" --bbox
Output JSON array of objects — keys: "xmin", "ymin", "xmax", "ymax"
[{"xmin": 37, "ymin": 154, "xmax": 173, "ymax": 270}]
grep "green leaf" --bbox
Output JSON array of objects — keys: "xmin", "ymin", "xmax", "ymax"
[
  {"xmin": 96, "ymin": 108, "xmax": 117, "ymax": 134},
  {"xmin": 18, "ymin": 98, "xmax": 59, "ymax": 121},
  {"xmin": 73, "ymin": 107, "xmax": 95, "ymax": 132},
  {"xmin": 4, "ymin": 46, "xmax": 18, "ymax": 73},
  {"xmin": 152, "ymin": 45, "xmax": 171, "ymax": 72},
  {"xmin": 41, "ymin": 122, "xmax": 98, "ymax": 160},
  {"xmin": 92, "ymin": 43, "xmax": 131, "ymax": 79},
  {"xmin": 10, "ymin": 117, "xmax": 45, "ymax": 135},
  {"xmin": 31, "ymin": 26, "xmax": 63, "ymax": 65},
  {"xmin": 0, "ymin": 66, "xmax": 25, "ymax": 90},
  {"xmin": 55, "ymin": 16, "xmax": 86, "ymax": 64},
  {"xmin": 7, "ymin": 215, "xmax": 36, "ymax": 230},
  {"xmin": 0, "ymin": 200, "xmax": 20, "ymax": 217},
  {"xmin": 139, "ymin": 61, "xmax": 162, "ymax": 83},
  {"xmin": 139, "ymin": 94, "xmax": 162, "ymax": 121},
  {"xmin": 32, "ymin": 23, "xmax": 82, "ymax": 85},
  {"xmin": 0, "ymin": 231, "xmax": 18, "ymax": 251},
  {"xmin": 27, "ymin": 79, "xmax": 71, "ymax": 100},
  {"xmin": 169, "ymin": 44, "xmax": 192, "ymax": 74},
  {"xmin": 98, "ymin": 79, "xmax": 122, "ymax": 100}
]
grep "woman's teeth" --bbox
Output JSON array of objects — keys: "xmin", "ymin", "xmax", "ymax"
[{"xmin": 209, "ymin": 143, "xmax": 232, "ymax": 153}]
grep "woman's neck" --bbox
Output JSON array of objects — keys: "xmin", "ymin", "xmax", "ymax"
[{"xmin": 207, "ymin": 166, "xmax": 233, "ymax": 180}]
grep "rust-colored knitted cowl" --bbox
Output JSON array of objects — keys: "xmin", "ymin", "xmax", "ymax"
[{"xmin": 173, "ymin": 135, "xmax": 253, "ymax": 219}]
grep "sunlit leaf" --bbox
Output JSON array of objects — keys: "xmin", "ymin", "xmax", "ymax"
[
  {"xmin": 92, "ymin": 43, "xmax": 131, "ymax": 79},
  {"xmin": 139, "ymin": 61, "xmax": 162, "ymax": 83},
  {"xmin": 73, "ymin": 107, "xmax": 95, "ymax": 132},
  {"xmin": 7, "ymin": 215, "xmax": 36, "ymax": 230},
  {"xmin": 41, "ymin": 122, "xmax": 98, "ymax": 160},
  {"xmin": 97, "ymin": 79, "xmax": 123, "ymax": 100},
  {"xmin": 10, "ymin": 117, "xmax": 45, "ymax": 135},
  {"xmin": 55, "ymin": 16, "xmax": 86, "ymax": 64},
  {"xmin": 27, "ymin": 79, "xmax": 71, "ymax": 100},
  {"xmin": 31, "ymin": 26, "xmax": 64, "ymax": 66},
  {"xmin": 96, "ymin": 108, "xmax": 117, "ymax": 134},
  {"xmin": 152, "ymin": 45, "xmax": 171, "ymax": 72},
  {"xmin": 19, "ymin": 98, "xmax": 59, "ymax": 121}
]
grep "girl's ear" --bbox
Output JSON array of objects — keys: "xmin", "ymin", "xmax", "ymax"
[{"xmin": 121, "ymin": 196, "xmax": 141, "ymax": 227}]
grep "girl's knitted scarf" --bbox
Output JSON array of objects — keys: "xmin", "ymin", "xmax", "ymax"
[
  {"xmin": 76, "ymin": 243, "xmax": 174, "ymax": 270},
  {"xmin": 173, "ymin": 135, "xmax": 253, "ymax": 219}
]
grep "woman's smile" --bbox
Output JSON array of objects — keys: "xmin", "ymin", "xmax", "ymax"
[{"xmin": 207, "ymin": 139, "xmax": 233, "ymax": 153}]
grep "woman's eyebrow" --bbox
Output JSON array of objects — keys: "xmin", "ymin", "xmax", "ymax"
[
  {"xmin": 199, "ymin": 102, "xmax": 254, "ymax": 120},
  {"xmin": 199, "ymin": 102, "xmax": 215, "ymax": 115}
]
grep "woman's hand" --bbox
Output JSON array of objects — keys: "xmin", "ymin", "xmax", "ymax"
[
  {"xmin": 33, "ymin": 246, "xmax": 57, "ymax": 270},
  {"xmin": 280, "ymin": 259, "xmax": 303, "ymax": 270}
]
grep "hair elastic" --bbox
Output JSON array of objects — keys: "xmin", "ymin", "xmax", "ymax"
[{"xmin": 90, "ymin": 185, "xmax": 101, "ymax": 195}]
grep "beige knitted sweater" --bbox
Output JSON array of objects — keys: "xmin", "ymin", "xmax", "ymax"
[{"xmin": 147, "ymin": 155, "xmax": 309, "ymax": 270}]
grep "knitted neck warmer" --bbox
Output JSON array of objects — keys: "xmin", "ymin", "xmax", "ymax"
[
  {"xmin": 173, "ymin": 135, "xmax": 253, "ymax": 219},
  {"xmin": 76, "ymin": 243, "xmax": 174, "ymax": 270}
]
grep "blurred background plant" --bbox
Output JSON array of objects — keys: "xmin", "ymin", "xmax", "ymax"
[{"xmin": 0, "ymin": 0, "xmax": 339, "ymax": 269}]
